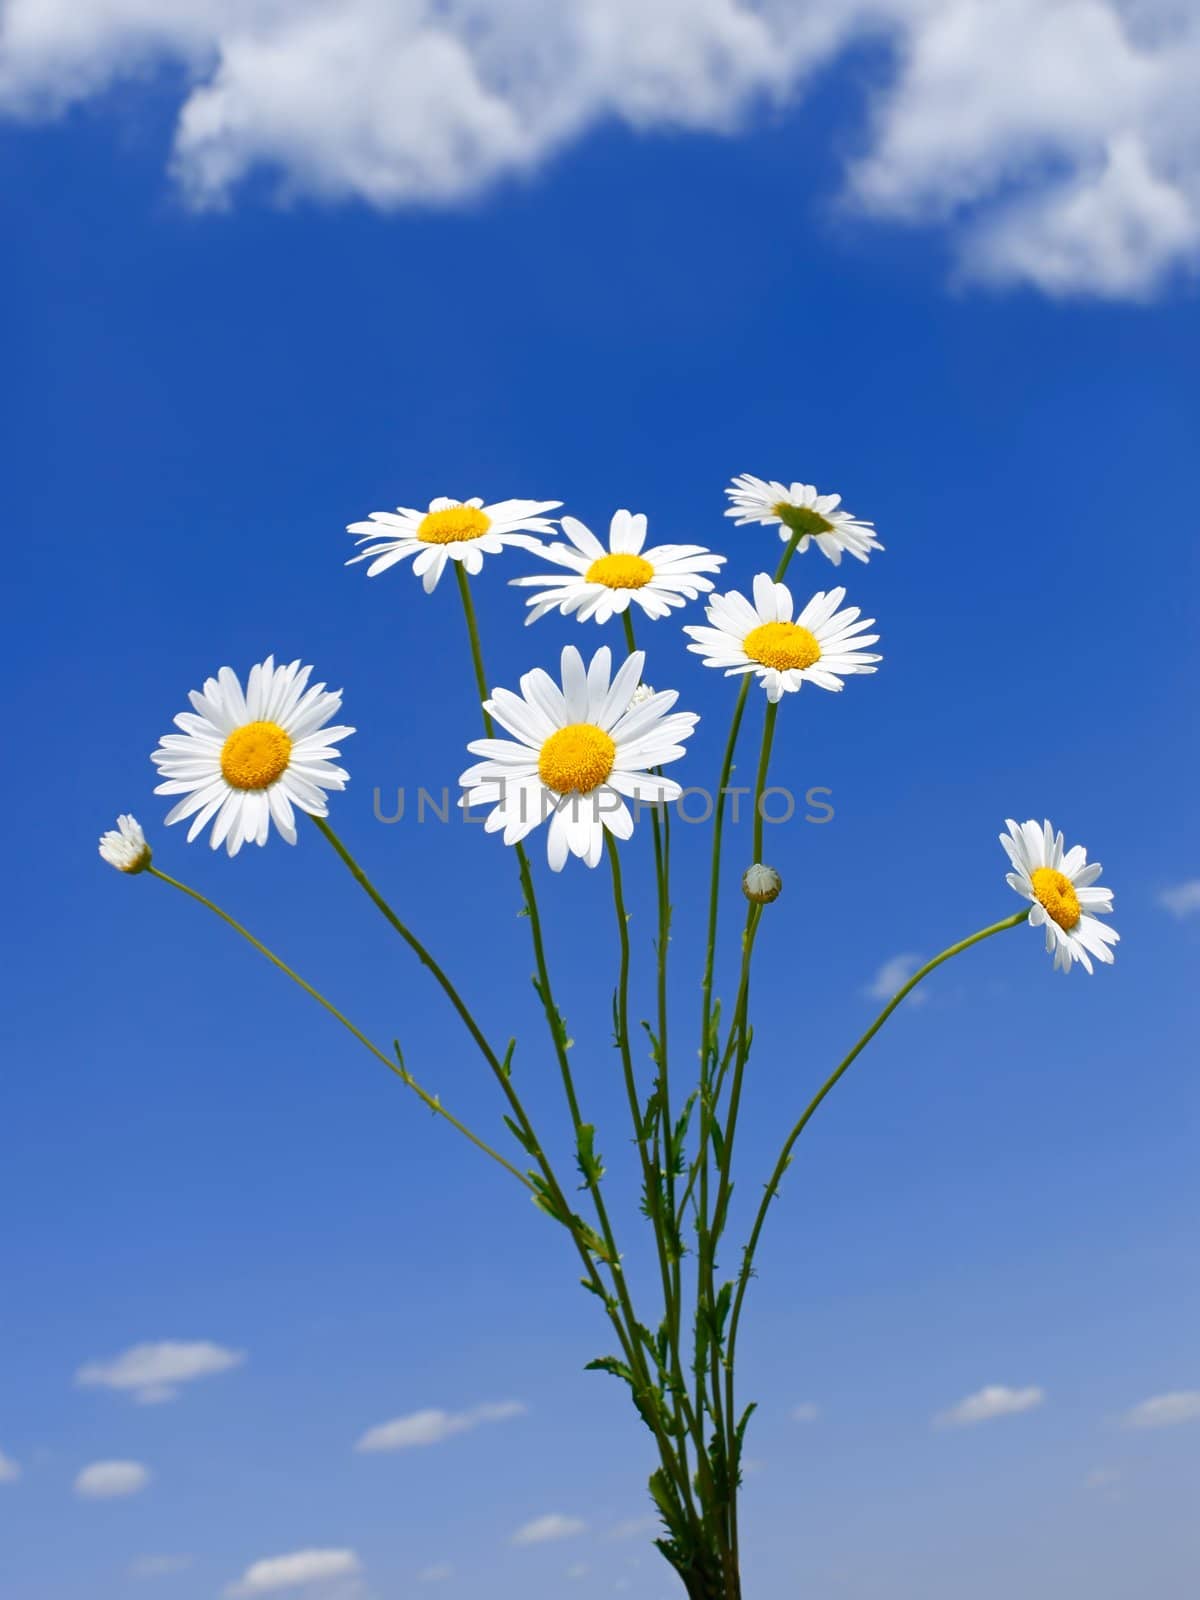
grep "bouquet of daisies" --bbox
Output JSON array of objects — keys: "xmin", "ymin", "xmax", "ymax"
[{"xmin": 101, "ymin": 474, "xmax": 1117, "ymax": 1600}]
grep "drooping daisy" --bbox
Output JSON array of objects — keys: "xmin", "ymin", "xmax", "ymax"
[
  {"xmin": 458, "ymin": 645, "xmax": 697, "ymax": 870},
  {"xmin": 347, "ymin": 496, "xmax": 562, "ymax": 593},
  {"xmin": 99, "ymin": 814, "xmax": 151, "ymax": 874},
  {"xmin": 683, "ymin": 574, "xmax": 881, "ymax": 702},
  {"xmin": 724, "ymin": 475, "xmax": 882, "ymax": 566},
  {"xmin": 1000, "ymin": 819, "xmax": 1118, "ymax": 974},
  {"xmin": 509, "ymin": 510, "xmax": 725, "ymax": 624},
  {"xmin": 152, "ymin": 657, "xmax": 354, "ymax": 855}
]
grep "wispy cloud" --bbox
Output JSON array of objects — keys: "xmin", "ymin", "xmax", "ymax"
[
  {"xmin": 75, "ymin": 1460, "xmax": 151, "ymax": 1499},
  {"xmin": 864, "ymin": 954, "xmax": 927, "ymax": 1005},
  {"xmin": 76, "ymin": 1341, "xmax": 245, "ymax": 1405},
  {"xmin": 1121, "ymin": 1391, "xmax": 1200, "ymax": 1429},
  {"xmin": 355, "ymin": 1399, "xmax": 525, "ymax": 1453},
  {"xmin": 1157, "ymin": 881, "xmax": 1200, "ymax": 919},
  {"xmin": 225, "ymin": 1549, "xmax": 362, "ymax": 1597},
  {"xmin": 790, "ymin": 1402, "xmax": 820, "ymax": 1424},
  {"xmin": 129, "ymin": 1555, "xmax": 193, "ymax": 1579},
  {"xmin": 566, "ymin": 1563, "xmax": 589, "ymax": 1579},
  {"xmin": 416, "ymin": 1564, "xmax": 453, "ymax": 1583},
  {"xmin": 608, "ymin": 1516, "xmax": 658, "ymax": 1541},
  {"xmin": 0, "ymin": 1447, "xmax": 20, "ymax": 1483},
  {"xmin": 934, "ymin": 1385, "xmax": 1045, "ymax": 1429},
  {"xmin": 511, "ymin": 1513, "xmax": 587, "ymax": 1546},
  {"xmin": 1, "ymin": 3, "xmax": 1198, "ymax": 299}
]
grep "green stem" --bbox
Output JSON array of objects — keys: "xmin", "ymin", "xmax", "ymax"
[
  {"xmin": 722, "ymin": 908, "xmax": 1033, "ymax": 1441},
  {"xmin": 147, "ymin": 865, "xmax": 530, "ymax": 1189},
  {"xmin": 620, "ymin": 610, "xmax": 678, "ymax": 1269},
  {"xmin": 314, "ymin": 814, "xmax": 502, "ymax": 1075},
  {"xmin": 315, "ymin": 810, "xmax": 691, "ymax": 1514},
  {"xmin": 749, "ymin": 699, "xmax": 778, "ymax": 865},
  {"xmin": 455, "ymin": 568, "xmax": 701, "ymax": 1531},
  {"xmin": 696, "ymin": 527, "xmax": 805, "ymax": 1087}
]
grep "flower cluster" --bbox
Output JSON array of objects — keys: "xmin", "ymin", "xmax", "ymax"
[{"xmin": 100, "ymin": 474, "xmax": 1118, "ymax": 971}]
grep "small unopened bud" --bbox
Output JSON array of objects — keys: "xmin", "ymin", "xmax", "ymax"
[
  {"xmin": 742, "ymin": 863, "xmax": 781, "ymax": 904},
  {"xmin": 627, "ymin": 682, "xmax": 656, "ymax": 710},
  {"xmin": 99, "ymin": 814, "xmax": 152, "ymax": 874}
]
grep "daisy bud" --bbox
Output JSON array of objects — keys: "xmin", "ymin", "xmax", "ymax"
[
  {"xmin": 99, "ymin": 814, "xmax": 152, "ymax": 874},
  {"xmin": 628, "ymin": 682, "xmax": 656, "ymax": 709},
  {"xmin": 742, "ymin": 863, "xmax": 781, "ymax": 904}
]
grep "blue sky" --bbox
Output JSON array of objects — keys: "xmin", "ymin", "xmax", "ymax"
[{"xmin": 2, "ymin": 6, "xmax": 1199, "ymax": 1599}]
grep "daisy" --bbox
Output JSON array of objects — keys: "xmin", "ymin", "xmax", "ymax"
[
  {"xmin": 458, "ymin": 645, "xmax": 697, "ymax": 870},
  {"xmin": 1000, "ymin": 819, "xmax": 1118, "ymax": 974},
  {"xmin": 347, "ymin": 495, "xmax": 562, "ymax": 593},
  {"xmin": 724, "ymin": 475, "xmax": 882, "ymax": 566},
  {"xmin": 683, "ymin": 574, "xmax": 881, "ymax": 702},
  {"xmin": 151, "ymin": 657, "xmax": 354, "ymax": 855},
  {"xmin": 99, "ymin": 814, "xmax": 151, "ymax": 874},
  {"xmin": 509, "ymin": 509, "xmax": 725, "ymax": 624}
]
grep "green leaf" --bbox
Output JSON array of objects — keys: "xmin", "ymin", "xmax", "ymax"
[
  {"xmin": 502, "ymin": 1115, "xmax": 539, "ymax": 1157},
  {"xmin": 575, "ymin": 1123, "xmax": 605, "ymax": 1187},
  {"xmin": 709, "ymin": 1118, "xmax": 726, "ymax": 1169},
  {"xmin": 585, "ymin": 1354, "xmax": 637, "ymax": 1386}
]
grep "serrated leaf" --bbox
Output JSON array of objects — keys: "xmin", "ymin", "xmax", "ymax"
[
  {"xmin": 575, "ymin": 1123, "xmax": 605, "ymax": 1187},
  {"xmin": 585, "ymin": 1354, "xmax": 637, "ymax": 1386}
]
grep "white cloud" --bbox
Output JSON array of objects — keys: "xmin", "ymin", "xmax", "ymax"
[
  {"xmin": 225, "ymin": 1549, "xmax": 362, "ymax": 1597},
  {"xmin": 1, "ymin": 1, "xmax": 1198, "ymax": 297},
  {"xmin": 934, "ymin": 1384, "xmax": 1045, "ymax": 1428},
  {"xmin": 1158, "ymin": 880, "xmax": 1200, "ymax": 918},
  {"xmin": 129, "ymin": 1555, "xmax": 194, "ymax": 1578},
  {"xmin": 416, "ymin": 1564, "xmax": 453, "ymax": 1583},
  {"xmin": 1122, "ymin": 1391, "xmax": 1200, "ymax": 1428},
  {"xmin": 791, "ymin": 1402, "xmax": 820, "ymax": 1423},
  {"xmin": 0, "ymin": 1447, "xmax": 20, "ymax": 1483},
  {"xmin": 76, "ymin": 1340, "xmax": 245, "ymax": 1404},
  {"xmin": 75, "ymin": 1459, "xmax": 152, "ymax": 1498},
  {"xmin": 864, "ymin": 954, "xmax": 927, "ymax": 1004},
  {"xmin": 355, "ymin": 1399, "xmax": 525, "ymax": 1453},
  {"xmin": 566, "ymin": 1564, "xmax": 589, "ymax": 1580},
  {"xmin": 609, "ymin": 1516, "xmax": 658, "ymax": 1541},
  {"xmin": 511, "ymin": 1513, "xmax": 588, "ymax": 1546}
]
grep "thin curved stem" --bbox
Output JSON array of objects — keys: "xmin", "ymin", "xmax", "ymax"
[
  {"xmin": 315, "ymin": 808, "xmax": 694, "ymax": 1517},
  {"xmin": 147, "ymin": 865, "xmax": 531, "ymax": 1189},
  {"xmin": 314, "ymin": 814, "xmax": 502, "ymax": 1075},
  {"xmin": 723, "ymin": 908, "xmax": 1032, "ymax": 1406}
]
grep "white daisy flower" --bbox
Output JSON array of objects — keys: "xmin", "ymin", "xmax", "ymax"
[
  {"xmin": 151, "ymin": 657, "xmax": 355, "ymax": 856},
  {"xmin": 509, "ymin": 510, "xmax": 725, "ymax": 624},
  {"xmin": 1000, "ymin": 819, "xmax": 1118, "ymax": 974},
  {"xmin": 683, "ymin": 574, "xmax": 881, "ymax": 703},
  {"xmin": 99, "ymin": 814, "xmax": 151, "ymax": 874},
  {"xmin": 724, "ymin": 475, "xmax": 882, "ymax": 566},
  {"xmin": 347, "ymin": 495, "xmax": 562, "ymax": 593},
  {"xmin": 458, "ymin": 645, "xmax": 698, "ymax": 870}
]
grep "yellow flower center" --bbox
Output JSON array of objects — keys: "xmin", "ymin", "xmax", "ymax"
[
  {"xmin": 585, "ymin": 553, "xmax": 656, "ymax": 590},
  {"xmin": 743, "ymin": 620, "xmax": 822, "ymax": 672},
  {"xmin": 220, "ymin": 721, "xmax": 293, "ymax": 790},
  {"xmin": 773, "ymin": 501, "xmax": 835, "ymax": 537},
  {"xmin": 417, "ymin": 505, "xmax": 493, "ymax": 545},
  {"xmin": 538, "ymin": 723, "xmax": 617, "ymax": 795},
  {"xmin": 1030, "ymin": 866, "xmax": 1081, "ymax": 931}
]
